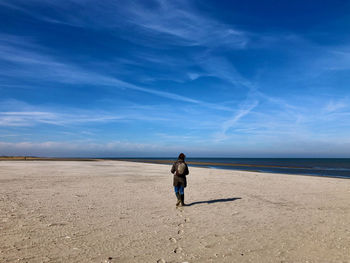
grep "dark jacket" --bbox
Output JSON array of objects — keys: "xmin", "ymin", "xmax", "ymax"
[{"xmin": 171, "ymin": 159, "xmax": 189, "ymax": 187}]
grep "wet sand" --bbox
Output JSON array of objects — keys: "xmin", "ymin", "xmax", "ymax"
[{"xmin": 0, "ymin": 160, "xmax": 349, "ymax": 263}]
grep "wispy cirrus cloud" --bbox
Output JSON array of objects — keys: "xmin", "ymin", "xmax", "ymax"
[
  {"xmin": 1, "ymin": 0, "xmax": 249, "ymax": 48},
  {"xmin": 197, "ymin": 55, "xmax": 255, "ymax": 90},
  {"xmin": 122, "ymin": 0, "xmax": 248, "ymax": 48},
  {"xmin": 0, "ymin": 34, "xmax": 240, "ymax": 112},
  {"xmin": 0, "ymin": 110, "xmax": 124, "ymax": 127},
  {"xmin": 214, "ymin": 99, "xmax": 259, "ymax": 141},
  {"xmin": 0, "ymin": 97, "xmax": 188, "ymax": 128},
  {"xmin": 324, "ymin": 99, "xmax": 349, "ymax": 113}
]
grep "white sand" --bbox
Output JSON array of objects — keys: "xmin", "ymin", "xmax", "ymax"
[{"xmin": 0, "ymin": 160, "xmax": 349, "ymax": 263}]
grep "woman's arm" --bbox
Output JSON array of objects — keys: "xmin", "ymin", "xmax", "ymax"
[
  {"xmin": 184, "ymin": 164, "xmax": 189, "ymax": 176},
  {"xmin": 171, "ymin": 162, "xmax": 176, "ymax": 174}
]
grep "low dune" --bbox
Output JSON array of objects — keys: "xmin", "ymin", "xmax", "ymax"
[{"xmin": 0, "ymin": 160, "xmax": 349, "ymax": 262}]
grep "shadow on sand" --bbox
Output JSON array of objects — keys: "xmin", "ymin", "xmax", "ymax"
[{"xmin": 186, "ymin": 197, "xmax": 241, "ymax": 206}]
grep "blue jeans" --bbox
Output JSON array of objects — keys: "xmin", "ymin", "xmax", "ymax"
[{"xmin": 174, "ymin": 186, "xmax": 184, "ymax": 195}]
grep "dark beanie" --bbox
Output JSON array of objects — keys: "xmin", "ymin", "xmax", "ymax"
[{"xmin": 178, "ymin": 153, "xmax": 185, "ymax": 160}]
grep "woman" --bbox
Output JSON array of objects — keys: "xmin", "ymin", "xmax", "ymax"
[{"xmin": 171, "ymin": 153, "xmax": 189, "ymax": 207}]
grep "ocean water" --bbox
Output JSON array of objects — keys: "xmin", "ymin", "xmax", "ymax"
[
  {"xmin": 186, "ymin": 158, "xmax": 350, "ymax": 179},
  {"xmin": 117, "ymin": 158, "xmax": 350, "ymax": 179}
]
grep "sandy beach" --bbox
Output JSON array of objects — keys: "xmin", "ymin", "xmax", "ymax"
[{"xmin": 0, "ymin": 160, "xmax": 349, "ymax": 263}]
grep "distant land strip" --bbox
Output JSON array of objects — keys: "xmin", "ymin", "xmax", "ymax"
[{"xmin": 0, "ymin": 156, "xmax": 99, "ymax": 161}]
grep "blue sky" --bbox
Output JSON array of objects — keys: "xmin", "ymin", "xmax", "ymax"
[{"xmin": 1, "ymin": 0, "xmax": 350, "ymax": 157}]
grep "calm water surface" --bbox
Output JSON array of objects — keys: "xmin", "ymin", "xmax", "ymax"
[{"xmin": 114, "ymin": 158, "xmax": 350, "ymax": 179}]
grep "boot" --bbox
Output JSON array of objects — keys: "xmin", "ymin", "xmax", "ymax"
[
  {"xmin": 180, "ymin": 194, "xmax": 185, "ymax": 206},
  {"xmin": 175, "ymin": 192, "xmax": 181, "ymax": 206}
]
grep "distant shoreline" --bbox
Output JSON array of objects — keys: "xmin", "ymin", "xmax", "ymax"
[
  {"xmin": 0, "ymin": 156, "xmax": 99, "ymax": 161},
  {"xmin": 0, "ymin": 156, "xmax": 347, "ymax": 169},
  {"xmin": 1, "ymin": 157, "xmax": 349, "ymax": 179},
  {"xmin": 0, "ymin": 156, "xmax": 316, "ymax": 169}
]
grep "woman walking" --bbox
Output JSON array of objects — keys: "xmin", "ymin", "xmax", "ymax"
[{"xmin": 171, "ymin": 153, "xmax": 189, "ymax": 207}]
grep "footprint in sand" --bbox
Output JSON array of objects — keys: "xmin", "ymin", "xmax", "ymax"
[
  {"xmin": 173, "ymin": 247, "xmax": 183, "ymax": 253},
  {"xmin": 169, "ymin": 237, "xmax": 177, "ymax": 243},
  {"xmin": 178, "ymin": 223, "xmax": 184, "ymax": 228},
  {"xmin": 156, "ymin": 259, "xmax": 166, "ymax": 263},
  {"xmin": 178, "ymin": 229, "xmax": 184, "ymax": 234}
]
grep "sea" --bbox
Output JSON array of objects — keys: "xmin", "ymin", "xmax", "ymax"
[{"xmin": 116, "ymin": 158, "xmax": 350, "ymax": 179}]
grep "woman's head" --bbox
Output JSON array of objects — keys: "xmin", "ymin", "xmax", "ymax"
[{"xmin": 178, "ymin": 153, "xmax": 186, "ymax": 160}]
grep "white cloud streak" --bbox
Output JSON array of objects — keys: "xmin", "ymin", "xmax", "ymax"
[
  {"xmin": 324, "ymin": 99, "xmax": 349, "ymax": 113},
  {"xmin": 214, "ymin": 99, "xmax": 259, "ymax": 141},
  {"xmin": 0, "ymin": 110, "xmax": 123, "ymax": 127},
  {"xmin": 0, "ymin": 34, "xmax": 239, "ymax": 112},
  {"xmin": 123, "ymin": 0, "xmax": 248, "ymax": 48},
  {"xmin": 1, "ymin": 0, "xmax": 249, "ymax": 48}
]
